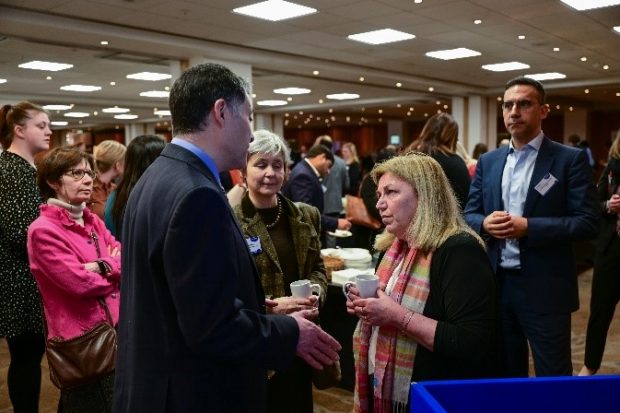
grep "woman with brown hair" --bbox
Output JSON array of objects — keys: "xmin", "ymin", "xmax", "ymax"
[
  {"xmin": 0, "ymin": 101, "xmax": 51, "ymax": 413},
  {"xmin": 580, "ymin": 131, "xmax": 620, "ymax": 376},
  {"xmin": 406, "ymin": 113, "xmax": 470, "ymax": 210},
  {"xmin": 28, "ymin": 147, "xmax": 120, "ymax": 412}
]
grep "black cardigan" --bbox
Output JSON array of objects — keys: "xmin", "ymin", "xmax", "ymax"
[{"xmin": 411, "ymin": 232, "xmax": 500, "ymax": 381}]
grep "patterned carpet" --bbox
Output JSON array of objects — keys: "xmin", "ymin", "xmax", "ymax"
[{"xmin": 1, "ymin": 267, "xmax": 618, "ymax": 413}]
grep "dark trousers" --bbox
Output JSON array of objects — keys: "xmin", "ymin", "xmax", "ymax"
[
  {"xmin": 498, "ymin": 268, "xmax": 573, "ymax": 377},
  {"xmin": 584, "ymin": 236, "xmax": 620, "ymax": 370},
  {"xmin": 6, "ymin": 331, "xmax": 45, "ymax": 413}
]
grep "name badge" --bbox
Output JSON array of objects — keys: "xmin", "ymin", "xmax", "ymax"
[
  {"xmin": 534, "ymin": 173, "xmax": 558, "ymax": 196},
  {"xmin": 246, "ymin": 236, "xmax": 262, "ymax": 256}
]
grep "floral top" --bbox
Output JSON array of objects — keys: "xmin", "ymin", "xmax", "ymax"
[{"xmin": 0, "ymin": 151, "xmax": 43, "ymax": 337}]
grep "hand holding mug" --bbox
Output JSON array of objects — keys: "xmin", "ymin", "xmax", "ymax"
[{"xmin": 343, "ymin": 273, "xmax": 379, "ymax": 300}]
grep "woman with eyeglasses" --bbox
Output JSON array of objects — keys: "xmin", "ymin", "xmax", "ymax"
[{"xmin": 27, "ymin": 147, "xmax": 121, "ymax": 413}]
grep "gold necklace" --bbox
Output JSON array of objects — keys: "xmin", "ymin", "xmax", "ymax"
[{"xmin": 264, "ymin": 196, "xmax": 282, "ymax": 229}]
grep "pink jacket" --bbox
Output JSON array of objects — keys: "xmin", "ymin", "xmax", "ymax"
[{"xmin": 27, "ymin": 204, "xmax": 121, "ymax": 340}]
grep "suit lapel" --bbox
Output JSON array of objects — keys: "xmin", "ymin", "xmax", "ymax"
[
  {"xmin": 489, "ymin": 147, "xmax": 510, "ymax": 211},
  {"xmin": 523, "ymin": 137, "xmax": 554, "ymax": 216}
]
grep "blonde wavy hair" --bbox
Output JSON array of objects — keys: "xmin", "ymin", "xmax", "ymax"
[
  {"xmin": 93, "ymin": 140, "xmax": 126, "ymax": 173},
  {"xmin": 371, "ymin": 151, "xmax": 483, "ymax": 253},
  {"xmin": 610, "ymin": 130, "xmax": 620, "ymax": 160}
]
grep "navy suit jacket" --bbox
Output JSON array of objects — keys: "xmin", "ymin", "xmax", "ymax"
[
  {"xmin": 282, "ymin": 160, "xmax": 338, "ymax": 232},
  {"xmin": 464, "ymin": 137, "xmax": 599, "ymax": 313},
  {"xmin": 113, "ymin": 144, "xmax": 299, "ymax": 413}
]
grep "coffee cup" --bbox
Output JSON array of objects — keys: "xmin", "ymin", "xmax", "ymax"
[
  {"xmin": 290, "ymin": 279, "xmax": 322, "ymax": 300},
  {"xmin": 343, "ymin": 273, "xmax": 379, "ymax": 299}
]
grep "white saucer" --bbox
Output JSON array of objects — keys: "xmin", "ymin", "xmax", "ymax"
[{"xmin": 328, "ymin": 230, "xmax": 353, "ymax": 238}]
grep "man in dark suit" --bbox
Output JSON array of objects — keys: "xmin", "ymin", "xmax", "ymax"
[
  {"xmin": 113, "ymin": 63, "xmax": 340, "ymax": 412},
  {"xmin": 465, "ymin": 76, "xmax": 598, "ymax": 377},
  {"xmin": 283, "ymin": 144, "xmax": 351, "ymax": 234}
]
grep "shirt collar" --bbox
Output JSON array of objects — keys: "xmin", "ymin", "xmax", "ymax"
[
  {"xmin": 509, "ymin": 131, "xmax": 544, "ymax": 153},
  {"xmin": 171, "ymin": 137, "xmax": 221, "ymax": 186},
  {"xmin": 304, "ymin": 158, "xmax": 321, "ymax": 178}
]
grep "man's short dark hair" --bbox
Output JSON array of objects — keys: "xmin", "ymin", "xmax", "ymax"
[
  {"xmin": 306, "ymin": 144, "xmax": 334, "ymax": 164},
  {"xmin": 505, "ymin": 76, "xmax": 546, "ymax": 104},
  {"xmin": 169, "ymin": 63, "xmax": 250, "ymax": 136}
]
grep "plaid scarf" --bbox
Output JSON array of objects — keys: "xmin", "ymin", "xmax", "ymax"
[{"xmin": 353, "ymin": 238, "xmax": 432, "ymax": 413}]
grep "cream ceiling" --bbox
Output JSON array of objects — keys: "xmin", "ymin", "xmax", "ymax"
[{"xmin": 0, "ymin": 0, "xmax": 619, "ymax": 130}]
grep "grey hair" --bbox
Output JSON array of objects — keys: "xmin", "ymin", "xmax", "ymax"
[{"xmin": 248, "ymin": 129, "xmax": 292, "ymax": 165}]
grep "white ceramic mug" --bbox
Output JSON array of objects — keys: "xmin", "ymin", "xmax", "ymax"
[
  {"xmin": 343, "ymin": 273, "xmax": 379, "ymax": 299},
  {"xmin": 290, "ymin": 279, "xmax": 322, "ymax": 299}
]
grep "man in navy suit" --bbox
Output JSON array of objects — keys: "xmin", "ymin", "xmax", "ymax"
[
  {"xmin": 113, "ymin": 63, "xmax": 340, "ymax": 412},
  {"xmin": 283, "ymin": 144, "xmax": 351, "ymax": 234},
  {"xmin": 465, "ymin": 76, "xmax": 598, "ymax": 377}
]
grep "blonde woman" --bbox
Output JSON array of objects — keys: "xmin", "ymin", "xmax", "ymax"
[
  {"xmin": 342, "ymin": 142, "xmax": 362, "ymax": 195},
  {"xmin": 90, "ymin": 140, "xmax": 126, "ymax": 218},
  {"xmin": 346, "ymin": 152, "xmax": 497, "ymax": 412}
]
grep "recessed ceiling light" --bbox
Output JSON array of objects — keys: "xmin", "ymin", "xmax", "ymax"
[
  {"xmin": 51, "ymin": 121, "xmax": 68, "ymax": 126},
  {"xmin": 273, "ymin": 87, "xmax": 311, "ymax": 95},
  {"xmin": 326, "ymin": 93, "xmax": 360, "ymax": 100},
  {"xmin": 93, "ymin": 111, "xmax": 98, "ymax": 116},
  {"xmin": 256, "ymin": 100, "xmax": 288, "ymax": 106},
  {"xmin": 64, "ymin": 112, "xmax": 90, "ymax": 118},
  {"xmin": 0, "ymin": 79, "xmax": 6, "ymax": 84},
  {"xmin": 603, "ymin": 65, "xmax": 610, "ymax": 70},
  {"xmin": 616, "ymin": 92, "xmax": 620, "ymax": 97},
  {"xmin": 110, "ymin": 81, "xmax": 116, "ymax": 86},
  {"xmin": 100, "ymin": 40, "xmax": 109, "ymax": 45},
  {"xmin": 585, "ymin": 89, "xmax": 590, "ymax": 94},
  {"xmin": 426, "ymin": 47, "xmax": 481, "ymax": 60},
  {"xmin": 287, "ymin": 97, "xmax": 292, "ymax": 101},
  {"xmin": 428, "ymin": 87, "xmax": 434, "ymax": 92},
  {"xmin": 46, "ymin": 76, "xmax": 52, "ymax": 80},
  {"xmin": 518, "ymin": 35, "xmax": 526, "ymax": 40},
  {"xmin": 396, "ymin": 82, "xmax": 402, "ymax": 87},
  {"xmin": 553, "ymin": 47, "xmax": 560, "ymax": 52},
  {"xmin": 232, "ymin": 0, "xmax": 317, "ymax": 21},
  {"xmin": 482, "ymin": 61, "xmax": 530, "ymax": 72},
  {"xmin": 115, "ymin": 114, "xmax": 139, "ymax": 120},
  {"xmin": 497, "ymin": 97, "xmax": 502, "ymax": 101},
  {"xmin": 414, "ymin": 0, "xmax": 422, "ymax": 3},
  {"xmin": 140, "ymin": 90, "xmax": 169, "ymax": 98},
  {"xmin": 60, "ymin": 84, "xmax": 101, "ymax": 92},
  {"xmin": 318, "ymin": 99, "xmax": 324, "ymax": 103},
  {"xmin": 43, "ymin": 104, "xmax": 73, "ymax": 110},
  {"xmin": 474, "ymin": 19, "xmax": 482, "ymax": 24},
  {"xmin": 580, "ymin": 56, "xmax": 588, "ymax": 62},
  {"xmin": 560, "ymin": 0, "xmax": 620, "ymax": 10},
  {"xmin": 102, "ymin": 107, "xmax": 130, "ymax": 114},
  {"xmin": 556, "ymin": 105, "xmax": 561, "ymax": 109},
  {"xmin": 347, "ymin": 28, "xmax": 415, "ymax": 45},
  {"xmin": 615, "ymin": 26, "xmax": 620, "ymax": 33},
  {"xmin": 312, "ymin": 70, "xmax": 319, "ymax": 75},
  {"xmin": 19, "ymin": 60, "xmax": 73, "ymax": 71},
  {"xmin": 569, "ymin": 106, "xmax": 574, "ymax": 111},
  {"xmin": 525, "ymin": 72, "xmax": 566, "ymax": 81},
  {"xmin": 127, "ymin": 72, "xmax": 172, "ymax": 81},
  {"xmin": 359, "ymin": 76, "xmax": 365, "ymax": 82}
]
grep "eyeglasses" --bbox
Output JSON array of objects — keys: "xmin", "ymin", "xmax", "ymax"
[
  {"xmin": 502, "ymin": 99, "xmax": 537, "ymax": 111},
  {"xmin": 65, "ymin": 169, "xmax": 96, "ymax": 180}
]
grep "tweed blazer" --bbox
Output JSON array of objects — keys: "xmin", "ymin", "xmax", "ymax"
[{"xmin": 234, "ymin": 193, "xmax": 327, "ymax": 303}]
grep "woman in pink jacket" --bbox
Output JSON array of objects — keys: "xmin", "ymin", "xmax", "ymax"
[{"xmin": 27, "ymin": 147, "xmax": 121, "ymax": 413}]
